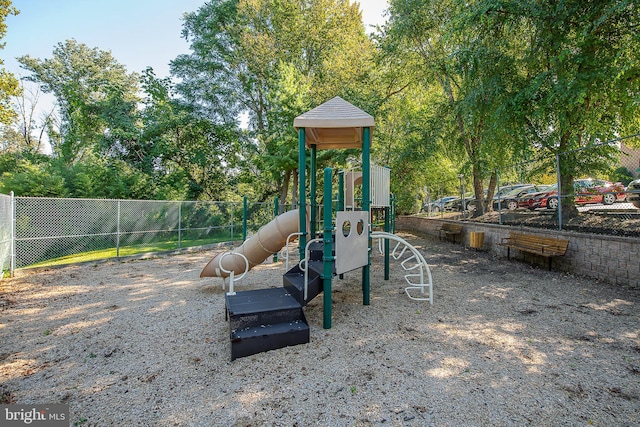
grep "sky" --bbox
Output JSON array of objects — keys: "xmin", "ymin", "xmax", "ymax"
[{"xmin": 2, "ymin": 0, "xmax": 390, "ymax": 79}]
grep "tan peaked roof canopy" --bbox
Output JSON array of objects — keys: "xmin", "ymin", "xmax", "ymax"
[{"xmin": 293, "ymin": 96, "xmax": 374, "ymax": 149}]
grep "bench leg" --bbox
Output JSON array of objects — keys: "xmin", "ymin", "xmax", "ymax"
[
  {"xmin": 548, "ymin": 257, "xmax": 552, "ymax": 271},
  {"xmin": 507, "ymin": 247, "xmax": 510, "ymax": 260}
]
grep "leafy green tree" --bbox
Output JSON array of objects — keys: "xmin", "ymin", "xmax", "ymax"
[
  {"xmin": 173, "ymin": 0, "xmax": 376, "ymax": 204},
  {"xmin": 472, "ymin": 0, "xmax": 640, "ymax": 216},
  {"xmin": 18, "ymin": 39, "xmax": 141, "ymax": 163},
  {"xmin": 140, "ymin": 67, "xmax": 244, "ymax": 201},
  {"xmin": 3, "ymin": 82, "xmax": 55, "ymax": 154},
  {"xmin": 384, "ymin": 0, "xmax": 509, "ymax": 215},
  {"xmin": 0, "ymin": 153, "xmax": 65, "ymax": 196},
  {"xmin": 385, "ymin": 0, "xmax": 640, "ymax": 216},
  {"xmin": 0, "ymin": 0, "xmax": 20, "ymax": 125},
  {"xmin": 460, "ymin": 0, "xmax": 640, "ymax": 215}
]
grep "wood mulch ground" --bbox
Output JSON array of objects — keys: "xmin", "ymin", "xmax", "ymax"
[{"xmin": 1, "ymin": 231, "xmax": 639, "ymax": 426}]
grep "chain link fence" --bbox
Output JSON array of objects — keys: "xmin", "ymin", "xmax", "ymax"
[
  {"xmin": 421, "ymin": 136, "xmax": 640, "ymax": 233},
  {"xmin": 0, "ymin": 196, "xmax": 286, "ymax": 274}
]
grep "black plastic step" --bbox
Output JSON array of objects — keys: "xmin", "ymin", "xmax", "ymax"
[
  {"xmin": 226, "ymin": 287, "xmax": 304, "ymax": 331},
  {"xmin": 307, "ymin": 239, "xmax": 335, "ymax": 261},
  {"xmin": 230, "ymin": 319, "xmax": 310, "ymax": 360},
  {"xmin": 282, "ymin": 262, "xmax": 323, "ymax": 305}
]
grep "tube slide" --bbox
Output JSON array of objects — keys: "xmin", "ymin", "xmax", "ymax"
[{"xmin": 200, "ymin": 208, "xmax": 302, "ymax": 278}]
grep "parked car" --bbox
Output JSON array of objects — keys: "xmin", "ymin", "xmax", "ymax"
[
  {"xmin": 421, "ymin": 196, "xmax": 458, "ymax": 213},
  {"xmin": 442, "ymin": 196, "xmax": 462, "ymax": 212},
  {"xmin": 627, "ymin": 178, "xmax": 640, "ymax": 209},
  {"xmin": 462, "ymin": 184, "xmax": 533, "ymax": 212},
  {"xmin": 494, "ymin": 185, "xmax": 549, "ymax": 210},
  {"xmin": 444, "ymin": 194, "xmax": 479, "ymax": 212},
  {"xmin": 521, "ymin": 178, "xmax": 626, "ymax": 210},
  {"xmin": 574, "ymin": 178, "xmax": 626, "ymax": 204}
]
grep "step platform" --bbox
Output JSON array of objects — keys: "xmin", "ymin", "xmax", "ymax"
[
  {"xmin": 282, "ymin": 262, "xmax": 324, "ymax": 305},
  {"xmin": 225, "ymin": 287, "xmax": 310, "ymax": 360},
  {"xmin": 230, "ymin": 318, "xmax": 310, "ymax": 360}
]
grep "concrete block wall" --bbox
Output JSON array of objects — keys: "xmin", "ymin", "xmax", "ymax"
[{"xmin": 397, "ymin": 216, "xmax": 639, "ymax": 288}]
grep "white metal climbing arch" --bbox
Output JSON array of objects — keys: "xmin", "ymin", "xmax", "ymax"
[{"xmin": 371, "ymin": 232, "xmax": 433, "ymax": 303}]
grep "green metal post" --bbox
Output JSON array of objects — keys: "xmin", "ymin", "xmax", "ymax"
[
  {"xmin": 322, "ymin": 167, "xmax": 334, "ymax": 329},
  {"xmin": 310, "ymin": 144, "xmax": 317, "ymax": 239},
  {"xmin": 243, "ymin": 196, "xmax": 248, "ymax": 242},
  {"xmin": 362, "ymin": 127, "xmax": 371, "ymax": 305},
  {"xmin": 337, "ymin": 170, "xmax": 345, "ymax": 280},
  {"xmin": 298, "ymin": 128, "xmax": 307, "ymax": 259},
  {"xmin": 391, "ymin": 194, "xmax": 396, "ymax": 233},
  {"xmin": 337, "ymin": 171, "xmax": 344, "ymax": 212},
  {"xmin": 273, "ymin": 196, "xmax": 279, "ymax": 262}
]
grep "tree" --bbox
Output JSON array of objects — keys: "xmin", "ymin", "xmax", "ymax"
[
  {"xmin": 173, "ymin": 0, "xmax": 376, "ymax": 204},
  {"xmin": 384, "ymin": 0, "xmax": 512, "ymax": 216},
  {"xmin": 18, "ymin": 39, "xmax": 141, "ymax": 163},
  {"xmin": 4, "ymin": 81, "xmax": 55, "ymax": 154},
  {"xmin": 475, "ymin": 0, "xmax": 640, "ymax": 217},
  {"xmin": 385, "ymin": 0, "xmax": 640, "ymax": 216},
  {"xmin": 0, "ymin": 0, "xmax": 20, "ymax": 125},
  {"xmin": 140, "ymin": 67, "xmax": 245, "ymax": 201}
]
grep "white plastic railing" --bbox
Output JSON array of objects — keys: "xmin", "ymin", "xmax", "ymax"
[
  {"xmin": 371, "ymin": 232, "xmax": 433, "ymax": 303},
  {"xmin": 299, "ymin": 238, "xmax": 323, "ymax": 300},
  {"xmin": 216, "ymin": 251, "xmax": 249, "ymax": 296},
  {"xmin": 279, "ymin": 232, "xmax": 303, "ymax": 271}
]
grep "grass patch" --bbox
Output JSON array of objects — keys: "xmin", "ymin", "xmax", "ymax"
[{"xmin": 25, "ymin": 237, "xmax": 232, "ymax": 269}]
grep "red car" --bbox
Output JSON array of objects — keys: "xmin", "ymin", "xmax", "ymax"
[{"xmin": 522, "ymin": 178, "xmax": 626, "ymax": 210}]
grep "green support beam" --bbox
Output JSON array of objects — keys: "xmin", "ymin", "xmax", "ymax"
[
  {"xmin": 362, "ymin": 127, "xmax": 371, "ymax": 305},
  {"xmin": 298, "ymin": 128, "xmax": 307, "ymax": 259},
  {"xmin": 310, "ymin": 144, "xmax": 317, "ymax": 239},
  {"xmin": 322, "ymin": 167, "xmax": 334, "ymax": 329}
]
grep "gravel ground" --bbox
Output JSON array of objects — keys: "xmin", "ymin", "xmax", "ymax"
[{"xmin": 1, "ymin": 231, "xmax": 639, "ymax": 426}]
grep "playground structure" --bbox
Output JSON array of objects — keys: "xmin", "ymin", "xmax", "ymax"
[{"xmin": 200, "ymin": 97, "xmax": 433, "ymax": 360}]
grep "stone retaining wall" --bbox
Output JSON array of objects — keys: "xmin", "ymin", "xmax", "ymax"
[{"xmin": 397, "ymin": 216, "xmax": 639, "ymax": 287}]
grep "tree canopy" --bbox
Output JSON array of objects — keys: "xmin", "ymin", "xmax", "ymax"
[
  {"xmin": 0, "ymin": 0, "xmax": 20, "ymax": 125},
  {"xmin": 1, "ymin": 0, "xmax": 638, "ymax": 216}
]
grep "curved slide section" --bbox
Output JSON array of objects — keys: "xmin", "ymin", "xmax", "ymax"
[{"xmin": 200, "ymin": 209, "xmax": 302, "ymax": 278}]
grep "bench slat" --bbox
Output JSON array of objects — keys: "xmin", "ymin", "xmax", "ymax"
[{"xmin": 499, "ymin": 232, "xmax": 569, "ymax": 270}]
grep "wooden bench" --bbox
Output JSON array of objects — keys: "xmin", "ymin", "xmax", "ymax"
[
  {"xmin": 498, "ymin": 232, "xmax": 569, "ymax": 270},
  {"xmin": 439, "ymin": 222, "xmax": 463, "ymax": 243}
]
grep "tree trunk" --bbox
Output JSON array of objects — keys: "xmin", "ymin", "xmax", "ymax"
[
  {"xmin": 472, "ymin": 163, "xmax": 485, "ymax": 217},
  {"xmin": 559, "ymin": 174, "xmax": 578, "ymax": 219},
  {"xmin": 484, "ymin": 171, "xmax": 498, "ymax": 213},
  {"xmin": 278, "ymin": 169, "xmax": 291, "ymax": 213},
  {"xmin": 291, "ymin": 169, "xmax": 299, "ymax": 209},
  {"xmin": 558, "ymin": 132, "xmax": 579, "ymax": 219}
]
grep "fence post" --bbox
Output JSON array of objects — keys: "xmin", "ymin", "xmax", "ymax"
[
  {"xmin": 243, "ymin": 196, "xmax": 248, "ymax": 242},
  {"xmin": 116, "ymin": 200, "xmax": 121, "ymax": 257},
  {"xmin": 556, "ymin": 153, "xmax": 563, "ymax": 231},
  {"xmin": 178, "ymin": 201, "xmax": 182, "ymax": 249},
  {"xmin": 230, "ymin": 202, "xmax": 234, "ymax": 242},
  {"xmin": 10, "ymin": 191, "xmax": 15, "ymax": 277}
]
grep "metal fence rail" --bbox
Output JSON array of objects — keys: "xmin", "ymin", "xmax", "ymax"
[{"xmin": 0, "ymin": 196, "xmax": 282, "ymax": 274}]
